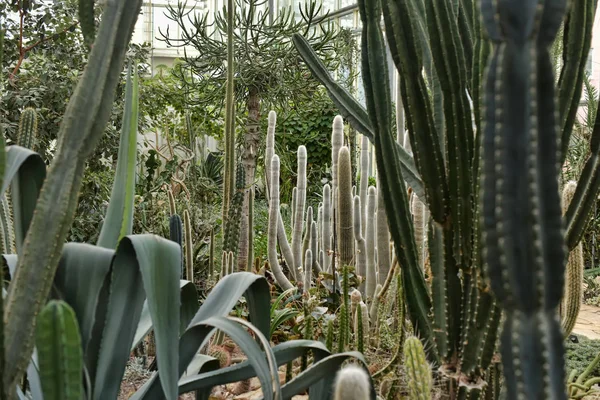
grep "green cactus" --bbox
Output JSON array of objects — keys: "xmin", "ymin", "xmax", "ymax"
[
  {"xmin": 333, "ymin": 365, "xmax": 372, "ymax": 400},
  {"xmin": 369, "ymin": 284, "xmax": 382, "ymax": 332},
  {"xmin": 376, "ymin": 174, "xmax": 391, "ymax": 286},
  {"xmin": 223, "ymin": 163, "xmax": 245, "ymax": 259},
  {"xmin": 302, "ymin": 206, "xmax": 313, "ymax": 271},
  {"xmin": 17, "ymin": 108, "xmax": 38, "ymax": 150},
  {"xmin": 303, "ymin": 249, "xmax": 312, "ymax": 292},
  {"xmin": 337, "ymin": 263, "xmax": 351, "ymax": 353},
  {"xmin": 337, "ymin": 147, "xmax": 354, "ymax": 266},
  {"xmin": 326, "ymin": 317, "xmax": 334, "ymax": 352},
  {"xmin": 331, "ymin": 115, "xmax": 344, "ymax": 216},
  {"xmin": 221, "ymin": 0, "xmax": 235, "ymax": 233},
  {"xmin": 169, "ymin": 214, "xmax": 183, "ymax": 278},
  {"xmin": 246, "ymin": 186, "xmax": 254, "ymax": 271},
  {"xmin": 404, "ymin": 336, "xmax": 432, "ymax": 400},
  {"xmin": 183, "ymin": 209, "xmax": 193, "ymax": 281},
  {"xmin": 561, "ymin": 181, "xmax": 583, "ymax": 337},
  {"xmin": 354, "ymin": 300, "xmax": 368, "ymax": 354},
  {"xmin": 359, "ymin": 135, "xmax": 369, "ymax": 233},
  {"xmin": 167, "ymin": 190, "xmax": 176, "ymax": 216},
  {"xmin": 209, "ymin": 228, "xmax": 215, "ymax": 279},
  {"xmin": 35, "ymin": 300, "xmax": 83, "ymax": 400},
  {"xmin": 0, "ymin": 194, "xmax": 15, "ymax": 254},
  {"xmin": 322, "ymin": 184, "xmax": 332, "ymax": 274}
]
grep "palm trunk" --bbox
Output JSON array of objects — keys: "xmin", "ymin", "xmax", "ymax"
[{"xmin": 237, "ymin": 87, "xmax": 260, "ymax": 271}]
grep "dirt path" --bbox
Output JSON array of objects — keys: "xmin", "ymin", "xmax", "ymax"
[{"xmin": 574, "ymin": 304, "xmax": 600, "ymax": 340}]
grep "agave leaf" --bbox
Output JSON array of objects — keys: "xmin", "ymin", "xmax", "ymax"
[
  {"xmin": 133, "ymin": 272, "xmax": 271, "ymax": 398},
  {"xmin": 183, "ymin": 354, "xmax": 220, "ymax": 379},
  {"xmin": 131, "ymin": 280, "xmax": 199, "ymax": 351},
  {"xmin": 1, "ymin": 146, "xmax": 45, "ymax": 254},
  {"xmin": 36, "ymin": 300, "xmax": 83, "ymax": 400},
  {"xmin": 97, "ymin": 63, "xmax": 139, "ymax": 250}
]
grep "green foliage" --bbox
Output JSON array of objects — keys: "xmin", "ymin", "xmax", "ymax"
[{"xmin": 566, "ymin": 338, "xmax": 600, "ymax": 378}]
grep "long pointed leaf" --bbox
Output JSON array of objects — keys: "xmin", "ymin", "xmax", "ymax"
[{"xmin": 97, "ymin": 64, "xmax": 139, "ymax": 249}]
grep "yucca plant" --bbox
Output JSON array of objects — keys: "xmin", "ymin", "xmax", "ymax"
[
  {"xmin": 0, "ymin": 2, "xmax": 374, "ymax": 399},
  {"xmin": 294, "ymin": 0, "xmax": 598, "ymax": 398}
]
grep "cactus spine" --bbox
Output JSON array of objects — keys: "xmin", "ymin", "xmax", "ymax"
[
  {"xmin": 404, "ymin": 337, "xmax": 432, "ymax": 400},
  {"xmin": 17, "ymin": 108, "xmax": 38, "ymax": 150},
  {"xmin": 337, "ymin": 147, "xmax": 354, "ymax": 266},
  {"xmin": 366, "ymin": 186, "xmax": 377, "ymax": 300},
  {"xmin": 267, "ymin": 155, "xmax": 293, "ymax": 290},
  {"xmin": 561, "ymin": 181, "xmax": 583, "ymax": 336},
  {"xmin": 183, "ymin": 209, "xmax": 193, "ymax": 281},
  {"xmin": 333, "ymin": 365, "xmax": 371, "ymax": 400},
  {"xmin": 353, "ymin": 196, "xmax": 367, "ymax": 294}
]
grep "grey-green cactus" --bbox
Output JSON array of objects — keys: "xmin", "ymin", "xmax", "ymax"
[
  {"xmin": 354, "ymin": 300, "xmax": 369, "ymax": 354},
  {"xmin": 310, "ymin": 220, "xmax": 320, "ymax": 275},
  {"xmin": 333, "ymin": 365, "xmax": 371, "ymax": 400},
  {"xmin": 337, "ymin": 147, "xmax": 354, "ymax": 266},
  {"xmin": 302, "ymin": 206, "xmax": 313, "ymax": 270},
  {"xmin": 353, "ymin": 195, "xmax": 367, "ymax": 294},
  {"xmin": 267, "ymin": 155, "xmax": 294, "ymax": 290},
  {"xmin": 331, "ymin": 115, "xmax": 344, "ymax": 215},
  {"xmin": 411, "ymin": 194, "xmax": 426, "ymax": 269},
  {"xmin": 169, "ymin": 214, "xmax": 183, "ymax": 278},
  {"xmin": 303, "ymin": 248, "xmax": 312, "ymax": 292},
  {"xmin": 167, "ymin": 190, "xmax": 176, "ymax": 216},
  {"xmin": 326, "ymin": 317, "xmax": 334, "ymax": 352},
  {"xmin": 322, "ymin": 184, "xmax": 332, "ymax": 273},
  {"xmin": 366, "ymin": 186, "xmax": 377, "ymax": 300},
  {"xmin": 359, "ymin": 135, "xmax": 369, "ymax": 233},
  {"xmin": 376, "ymin": 174, "xmax": 391, "ymax": 285},
  {"xmin": 292, "ymin": 146, "xmax": 308, "ymax": 283}
]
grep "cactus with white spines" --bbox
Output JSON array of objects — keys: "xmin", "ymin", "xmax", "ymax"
[
  {"xmin": 292, "ymin": 146, "xmax": 307, "ymax": 283},
  {"xmin": 302, "ymin": 206, "xmax": 313, "ymax": 270},
  {"xmin": 359, "ymin": 135, "xmax": 369, "ymax": 233},
  {"xmin": 337, "ymin": 147, "xmax": 354, "ymax": 267},
  {"xmin": 331, "ymin": 115, "xmax": 344, "ymax": 215},
  {"xmin": 366, "ymin": 186, "xmax": 377, "ymax": 301},
  {"xmin": 353, "ymin": 195, "xmax": 367, "ymax": 294},
  {"xmin": 333, "ymin": 365, "xmax": 371, "ymax": 400},
  {"xmin": 322, "ymin": 184, "xmax": 332, "ymax": 273},
  {"xmin": 411, "ymin": 194, "xmax": 427, "ymax": 269},
  {"xmin": 310, "ymin": 220, "xmax": 320, "ymax": 275}
]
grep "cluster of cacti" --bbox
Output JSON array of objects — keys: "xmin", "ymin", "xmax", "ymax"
[{"xmin": 293, "ymin": 0, "xmax": 600, "ymax": 396}]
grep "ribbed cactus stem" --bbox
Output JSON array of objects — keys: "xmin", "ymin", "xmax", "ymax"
[
  {"xmin": 167, "ymin": 190, "xmax": 176, "ymax": 216},
  {"xmin": 326, "ymin": 318, "xmax": 334, "ymax": 351},
  {"xmin": 411, "ymin": 194, "xmax": 426, "ymax": 268},
  {"xmin": 310, "ymin": 220, "xmax": 320, "ymax": 275},
  {"xmin": 220, "ymin": 251, "xmax": 228, "ymax": 280},
  {"xmin": 376, "ymin": 174, "xmax": 391, "ymax": 282},
  {"xmin": 333, "ymin": 365, "xmax": 371, "ymax": 400},
  {"xmin": 264, "ymin": 109, "xmax": 295, "ymax": 279},
  {"xmin": 227, "ymin": 251, "xmax": 234, "ymax": 277},
  {"xmin": 302, "ymin": 206, "xmax": 313, "ymax": 269},
  {"xmin": 322, "ymin": 184, "xmax": 332, "ymax": 273},
  {"xmin": 561, "ymin": 181, "xmax": 583, "ymax": 337},
  {"xmin": 169, "ymin": 214, "xmax": 183, "ymax": 278},
  {"xmin": 317, "ymin": 204, "xmax": 323, "ymax": 256},
  {"xmin": 0, "ymin": 194, "xmax": 15, "ymax": 254},
  {"xmin": 337, "ymin": 147, "xmax": 354, "ymax": 266},
  {"xmin": 359, "ymin": 135, "xmax": 369, "ymax": 234},
  {"xmin": 366, "ymin": 187, "xmax": 377, "ymax": 300},
  {"xmin": 353, "ymin": 196, "xmax": 367, "ymax": 294},
  {"xmin": 183, "ymin": 209, "xmax": 193, "ymax": 281},
  {"xmin": 404, "ymin": 337, "xmax": 432, "ymax": 400},
  {"xmin": 17, "ymin": 107, "xmax": 38, "ymax": 150},
  {"xmin": 292, "ymin": 146, "xmax": 307, "ymax": 282},
  {"xmin": 369, "ymin": 284, "xmax": 382, "ymax": 332},
  {"xmin": 267, "ymin": 155, "xmax": 294, "ymax": 290},
  {"xmin": 291, "ymin": 187, "xmax": 297, "ymax": 232},
  {"xmin": 354, "ymin": 301, "xmax": 369, "ymax": 353},
  {"xmin": 304, "ymin": 249, "xmax": 312, "ymax": 292},
  {"xmin": 331, "ymin": 115, "xmax": 344, "ymax": 215}
]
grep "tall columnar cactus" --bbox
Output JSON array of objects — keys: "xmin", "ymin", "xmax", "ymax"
[
  {"xmin": 292, "ymin": 146, "xmax": 308, "ymax": 282},
  {"xmin": 264, "ymin": 110, "xmax": 294, "ymax": 279},
  {"xmin": 480, "ymin": 1, "xmax": 573, "ymax": 398},
  {"xmin": 333, "ymin": 365, "xmax": 372, "ymax": 400},
  {"xmin": 354, "ymin": 300, "xmax": 369, "ymax": 353},
  {"xmin": 376, "ymin": 174, "xmax": 391, "ymax": 284},
  {"xmin": 310, "ymin": 220, "xmax": 320, "ymax": 275},
  {"xmin": 353, "ymin": 196, "xmax": 367, "ymax": 294},
  {"xmin": 267, "ymin": 155, "xmax": 294, "ymax": 290},
  {"xmin": 302, "ymin": 206, "xmax": 313, "ymax": 269},
  {"xmin": 167, "ymin": 190, "xmax": 176, "ymax": 216},
  {"xmin": 0, "ymin": 195, "xmax": 15, "ymax": 254},
  {"xmin": 359, "ymin": 135, "xmax": 369, "ymax": 233},
  {"xmin": 331, "ymin": 115, "xmax": 344, "ymax": 215},
  {"xmin": 561, "ymin": 181, "xmax": 583, "ymax": 337},
  {"xmin": 322, "ymin": 184, "xmax": 332, "ymax": 273},
  {"xmin": 183, "ymin": 209, "xmax": 193, "ymax": 281},
  {"xmin": 17, "ymin": 108, "xmax": 38, "ymax": 150},
  {"xmin": 223, "ymin": 163, "xmax": 245, "ymax": 259},
  {"xmin": 209, "ymin": 228, "xmax": 215, "ymax": 279},
  {"xmin": 404, "ymin": 337, "xmax": 432, "ymax": 400},
  {"xmin": 366, "ymin": 186, "xmax": 377, "ymax": 300},
  {"xmin": 304, "ymin": 249, "xmax": 312, "ymax": 292},
  {"xmin": 169, "ymin": 214, "xmax": 184, "ymax": 278},
  {"xmin": 337, "ymin": 147, "xmax": 354, "ymax": 266}
]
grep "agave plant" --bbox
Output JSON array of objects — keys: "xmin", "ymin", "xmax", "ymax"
[
  {"xmin": 295, "ymin": 0, "xmax": 598, "ymax": 398},
  {"xmin": 0, "ymin": 2, "xmax": 375, "ymax": 399}
]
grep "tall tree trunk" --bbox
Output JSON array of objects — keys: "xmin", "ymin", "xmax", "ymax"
[{"xmin": 237, "ymin": 86, "xmax": 261, "ymax": 271}]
